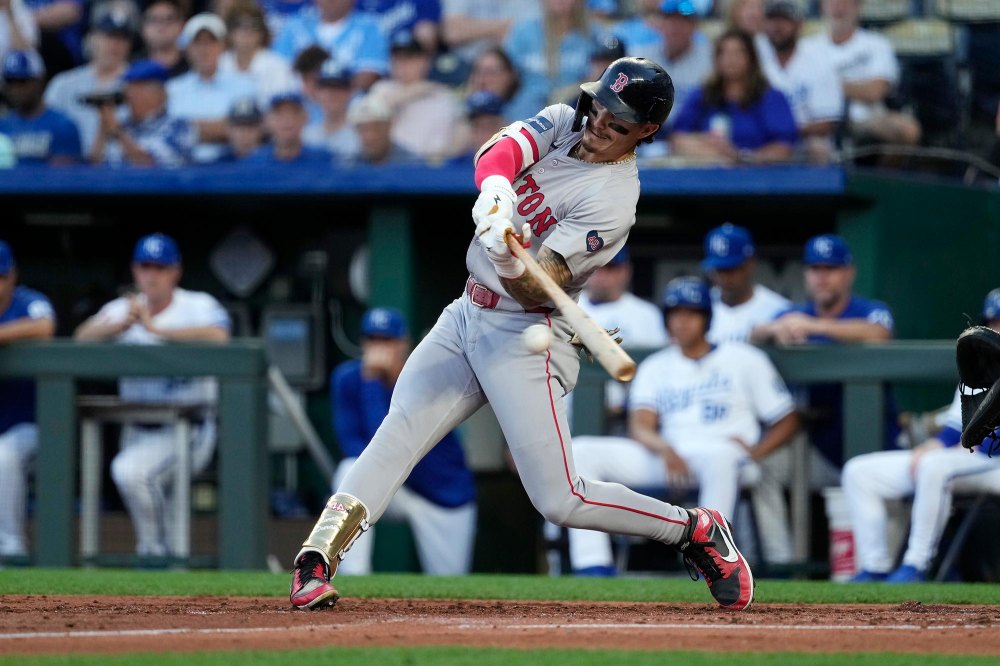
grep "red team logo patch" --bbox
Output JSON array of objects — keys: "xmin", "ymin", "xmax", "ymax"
[{"xmin": 610, "ymin": 72, "xmax": 628, "ymax": 92}]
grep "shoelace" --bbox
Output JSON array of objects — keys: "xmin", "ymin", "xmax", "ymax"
[
  {"xmin": 682, "ymin": 539, "xmax": 722, "ymax": 583},
  {"xmin": 293, "ymin": 553, "xmax": 329, "ymax": 589}
]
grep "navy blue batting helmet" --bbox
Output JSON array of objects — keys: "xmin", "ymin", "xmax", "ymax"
[{"xmin": 662, "ymin": 276, "xmax": 712, "ymax": 329}]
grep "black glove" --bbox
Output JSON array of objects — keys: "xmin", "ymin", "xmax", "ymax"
[{"xmin": 956, "ymin": 326, "xmax": 1000, "ymax": 455}]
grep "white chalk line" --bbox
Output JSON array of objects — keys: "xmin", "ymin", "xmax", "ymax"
[{"xmin": 0, "ymin": 621, "xmax": 993, "ymax": 641}]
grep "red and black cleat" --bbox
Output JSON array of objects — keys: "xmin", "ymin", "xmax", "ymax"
[
  {"xmin": 289, "ymin": 550, "xmax": 339, "ymax": 610},
  {"xmin": 678, "ymin": 507, "xmax": 755, "ymax": 611}
]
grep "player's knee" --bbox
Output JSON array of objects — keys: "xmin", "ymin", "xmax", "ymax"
[
  {"xmin": 842, "ymin": 456, "xmax": 864, "ymax": 488},
  {"xmin": 533, "ymin": 492, "xmax": 578, "ymax": 527},
  {"xmin": 110, "ymin": 455, "xmax": 142, "ymax": 490}
]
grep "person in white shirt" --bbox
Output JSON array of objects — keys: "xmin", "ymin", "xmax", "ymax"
[
  {"xmin": 578, "ymin": 246, "xmax": 668, "ymax": 429},
  {"xmin": 756, "ymin": 0, "xmax": 843, "ymax": 163},
  {"xmin": 800, "ymin": 0, "xmax": 919, "ymax": 146},
  {"xmin": 44, "ymin": 10, "xmax": 133, "ymax": 154},
  {"xmin": 218, "ymin": 0, "xmax": 297, "ymax": 110},
  {"xmin": 702, "ymin": 223, "xmax": 789, "ymax": 345},
  {"xmin": 301, "ymin": 56, "xmax": 360, "ymax": 161},
  {"xmin": 567, "ymin": 276, "xmax": 799, "ymax": 575},
  {"xmin": 74, "ymin": 233, "xmax": 231, "ymax": 561},
  {"xmin": 167, "ymin": 12, "xmax": 257, "ymax": 163}
]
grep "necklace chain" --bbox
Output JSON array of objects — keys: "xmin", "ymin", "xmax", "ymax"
[{"xmin": 571, "ymin": 143, "xmax": 637, "ymax": 165}]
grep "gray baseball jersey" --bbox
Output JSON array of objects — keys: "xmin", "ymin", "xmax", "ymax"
[{"xmin": 335, "ymin": 102, "xmax": 693, "ymax": 564}]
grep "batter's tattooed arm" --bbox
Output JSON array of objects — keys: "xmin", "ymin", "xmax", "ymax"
[{"xmin": 500, "ymin": 246, "xmax": 572, "ymax": 309}]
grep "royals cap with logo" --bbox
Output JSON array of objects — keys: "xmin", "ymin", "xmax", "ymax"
[
  {"xmin": 803, "ymin": 233, "xmax": 852, "ymax": 267},
  {"xmin": 133, "ymin": 233, "xmax": 181, "ymax": 266},
  {"xmin": 982, "ymin": 288, "xmax": 1000, "ymax": 323},
  {"xmin": 0, "ymin": 240, "xmax": 15, "ymax": 275},
  {"xmin": 660, "ymin": 0, "xmax": 700, "ymax": 17},
  {"xmin": 2, "ymin": 50, "xmax": 45, "ymax": 81},
  {"xmin": 361, "ymin": 307, "xmax": 408, "ymax": 339},
  {"xmin": 122, "ymin": 59, "xmax": 170, "ymax": 84},
  {"xmin": 702, "ymin": 223, "xmax": 755, "ymax": 270},
  {"xmin": 94, "ymin": 9, "xmax": 135, "ymax": 36}
]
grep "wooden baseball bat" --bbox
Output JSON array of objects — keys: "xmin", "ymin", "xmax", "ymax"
[{"xmin": 504, "ymin": 230, "xmax": 637, "ymax": 382}]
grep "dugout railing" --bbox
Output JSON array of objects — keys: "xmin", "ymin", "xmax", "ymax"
[{"xmin": 0, "ymin": 340, "xmax": 269, "ymax": 569}]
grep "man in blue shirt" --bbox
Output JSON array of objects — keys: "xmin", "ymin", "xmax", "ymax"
[
  {"xmin": 331, "ymin": 307, "xmax": 477, "ymax": 575},
  {"xmin": 90, "ymin": 59, "xmax": 197, "ymax": 167},
  {"xmin": 0, "ymin": 240, "xmax": 56, "ymax": 559},
  {"xmin": 273, "ymin": 0, "xmax": 389, "ymax": 92},
  {"xmin": 245, "ymin": 92, "xmax": 332, "ymax": 165},
  {"xmin": 357, "ymin": 0, "xmax": 441, "ymax": 51},
  {"xmin": 0, "ymin": 49, "xmax": 82, "ymax": 165},
  {"xmin": 751, "ymin": 233, "xmax": 898, "ymax": 469}
]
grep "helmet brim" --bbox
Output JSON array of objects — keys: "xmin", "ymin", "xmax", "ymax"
[{"xmin": 579, "ymin": 81, "xmax": 645, "ymax": 125}]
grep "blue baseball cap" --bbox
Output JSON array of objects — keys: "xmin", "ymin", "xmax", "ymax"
[
  {"xmin": 662, "ymin": 276, "xmax": 712, "ymax": 314},
  {"xmin": 660, "ymin": 0, "xmax": 699, "ymax": 17},
  {"xmin": 361, "ymin": 307, "xmax": 408, "ymax": 339},
  {"xmin": 466, "ymin": 90, "xmax": 504, "ymax": 118},
  {"xmin": 588, "ymin": 0, "xmax": 618, "ymax": 15},
  {"xmin": 317, "ymin": 58, "xmax": 352, "ymax": 86},
  {"xmin": 605, "ymin": 246, "xmax": 631, "ymax": 267},
  {"xmin": 390, "ymin": 29, "xmax": 425, "ymax": 54},
  {"xmin": 2, "ymin": 50, "xmax": 45, "ymax": 81},
  {"xmin": 270, "ymin": 91, "xmax": 306, "ymax": 110},
  {"xmin": 0, "ymin": 240, "xmax": 14, "ymax": 275},
  {"xmin": 133, "ymin": 233, "xmax": 181, "ymax": 266},
  {"xmin": 702, "ymin": 223, "xmax": 755, "ymax": 270},
  {"xmin": 228, "ymin": 96, "xmax": 262, "ymax": 124},
  {"xmin": 94, "ymin": 10, "xmax": 134, "ymax": 36},
  {"xmin": 803, "ymin": 233, "xmax": 852, "ymax": 267},
  {"xmin": 982, "ymin": 288, "xmax": 1000, "ymax": 323},
  {"xmin": 122, "ymin": 59, "xmax": 170, "ymax": 84}
]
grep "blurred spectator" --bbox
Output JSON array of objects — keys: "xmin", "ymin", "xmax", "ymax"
[
  {"xmin": 219, "ymin": 0, "xmax": 297, "ymax": 108},
  {"xmin": 655, "ymin": 0, "xmax": 711, "ymax": 124},
  {"xmin": 0, "ymin": 239, "xmax": 56, "ymax": 560},
  {"xmin": 751, "ymin": 233, "xmax": 898, "ymax": 472},
  {"xmin": 292, "ymin": 44, "xmax": 330, "ymax": 124},
  {"xmin": 587, "ymin": 0, "xmax": 618, "ymax": 29},
  {"xmin": 757, "ymin": 0, "xmax": 842, "ymax": 164},
  {"xmin": 702, "ymin": 223, "xmax": 788, "ymax": 345},
  {"xmin": 273, "ymin": 0, "xmax": 388, "ymax": 92},
  {"xmin": 23, "ymin": 0, "xmax": 84, "ymax": 76},
  {"xmin": 0, "ymin": 0, "xmax": 38, "ymax": 57},
  {"xmin": 259, "ymin": 0, "xmax": 311, "ymax": 40},
  {"xmin": 167, "ymin": 13, "xmax": 256, "ymax": 163},
  {"xmin": 611, "ymin": 0, "xmax": 661, "ymax": 63},
  {"xmin": 368, "ymin": 29, "xmax": 466, "ymax": 162},
  {"xmin": 302, "ymin": 57, "xmax": 360, "ymax": 161},
  {"xmin": 801, "ymin": 0, "xmax": 920, "ymax": 147},
  {"xmin": 441, "ymin": 0, "xmax": 540, "ymax": 66},
  {"xmin": 217, "ymin": 95, "xmax": 264, "ymax": 161},
  {"xmin": 357, "ymin": 0, "xmax": 442, "ymax": 52},
  {"xmin": 464, "ymin": 46, "xmax": 519, "ymax": 120},
  {"xmin": 331, "ymin": 307, "xmax": 477, "ymax": 576},
  {"xmin": 89, "ymin": 59, "xmax": 196, "ymax": 166},
  {"xmin": 44, "ymin": 9, "xmax": 133, "ymax": 154},
  {"xmin": 0, "ymin": 49, "xmax": 81, "ymax": 164},
  {"xmin": 503, "ymin": 0, "xmax": 592, "ymax": 121},
  {"xmin": 74, "ymin": 233, "xmax": 230, "ymax": 561},
  {"xmin": 140, "ymin": 0, "xmax": 188, "ymax": 79},
  {"xmin": 452, "ymin": 88, "xmax": 502, "ymax": 161},
  {"xmin": 726, "ymin": 0, "xmax": 763, "ymax": 36},
  {"xmin": 587, "ymin": 31, "xmax": 624, "ymax": 79},
  {"xmin": 245, "ymin": 91, "xmax": 332, "ymax": 164},
  {"xmin": 671, "ymin": 29, "xmax": 797, "ymax": 164},
  {"xmin": 345, "ymin": 92, "xmax": 417, "ymax": 164}
]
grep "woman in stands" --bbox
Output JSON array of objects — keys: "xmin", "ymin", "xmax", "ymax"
[{"xmin": 670, "ymin": 28, "xmax": 797, "ymax": 164}]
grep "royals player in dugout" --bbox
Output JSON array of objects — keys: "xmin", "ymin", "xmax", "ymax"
[{"xmin": 289, "ymin": 57, "xmax": 755, "ymax": 611}]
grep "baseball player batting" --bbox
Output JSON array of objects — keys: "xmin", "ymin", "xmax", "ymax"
[{"xmin": 289, "ymin": 57, "xmax": 754, "ymax": 611}]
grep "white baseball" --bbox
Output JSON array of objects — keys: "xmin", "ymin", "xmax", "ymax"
[{"xmin": 521, "ymin": 324, "xmax": 552, "ymax": 354}]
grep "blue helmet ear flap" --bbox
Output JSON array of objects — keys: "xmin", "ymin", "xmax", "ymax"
[{"xmin": 572, "ymin": 91, "xmax": 592, "ymax": 132}]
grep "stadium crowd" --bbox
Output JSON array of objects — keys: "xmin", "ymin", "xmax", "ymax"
[{"xmin": 1, "ymin": 0, "xmax": 998, "ymax": 170}]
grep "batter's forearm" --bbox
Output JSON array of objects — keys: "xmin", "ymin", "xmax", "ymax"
[{"xmin": 499, "ymin": 247, "xmax": 571, "ymax": 309}]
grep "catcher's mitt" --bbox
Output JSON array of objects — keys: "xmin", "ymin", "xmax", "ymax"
[{"xmin": 956, "ymin": 326, "xmax": 1000, "ymax": 455}]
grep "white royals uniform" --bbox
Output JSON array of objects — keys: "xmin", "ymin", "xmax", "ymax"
[
  {"xmin": 568, "ymin": 342, "xmax": 795, "ymax": 571},
  {"xmin": 843, "ymin": 387, "xmax": 1000, "ymax": 575},
  {"xmin": 707, "ymin": 284, "xmax": 790, "ymax": 345},
  {"xmin": 334, "ymin": 102, "xmax": 699, "ymax": 566},
  {"xmin": 755, "ymin": 35, "xmax": 844, "ymax": 130},
  {"xmin": 90, "ymin": 288, "xmax": 230, "ymax": 557}
]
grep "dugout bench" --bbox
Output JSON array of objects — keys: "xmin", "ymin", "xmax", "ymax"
[
  {"xmin": 0, "ymin": 340, "xmax": 269, "ymax": 569},
  {"xmin": 571, "ymin": 341, "xmax": 958, "ymax": 565}
]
